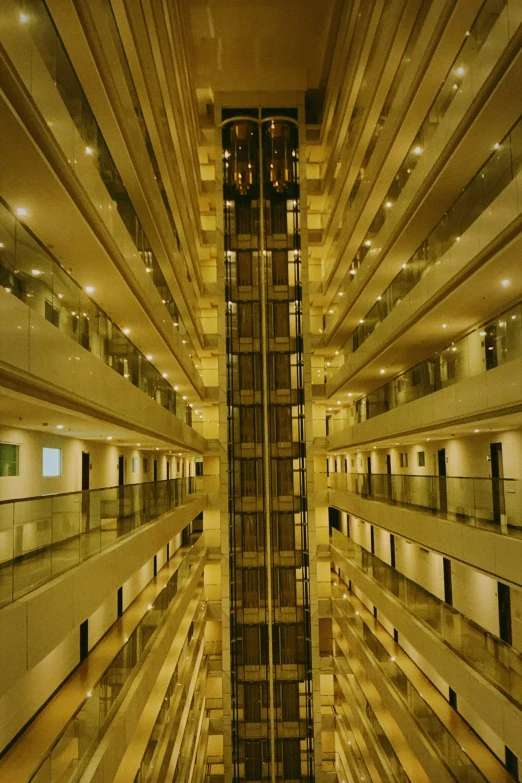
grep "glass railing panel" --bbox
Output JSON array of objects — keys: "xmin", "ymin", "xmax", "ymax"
[
  {"xmin": 0, "ymin": 501, "xmax": 14, "ymax": 607},
  {"xmin": 12, "ymin": 496, "xmax": 53, "ymax": 600},
  {"xmin": 51, "ymin": 492, "xmax": 81, "ymax": 578}
]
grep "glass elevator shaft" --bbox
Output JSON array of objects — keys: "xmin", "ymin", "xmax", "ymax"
[{"xmin": 223, "ymin": 112, "xmax": 314, "ymax": 782}]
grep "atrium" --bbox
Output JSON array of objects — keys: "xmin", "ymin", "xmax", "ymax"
[{"xmin": 0, "ymin": 0, "xmax": 521, "ymax": 781}]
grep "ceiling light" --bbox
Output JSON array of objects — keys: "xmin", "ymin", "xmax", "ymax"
[
  {"xmin": 385, "ymin": 201, "xmax": 392, "ymax": 208},
  {"xmin": 364, "ymin": 240, "xmax": 371, "ymax": 247},
  {"xmin": 426, "ymin": 437, "xmax": 431, "ymax": 441},
  {"xmin": 31, "ymin": 269, "xmax": 42, "ymax": 276},
  {"xmin": 350, "ymin": 269, "xmax": 356, "ymax": 275},
  {"xmin": 162, "ymin": 373, "xmax": 168, "ymax": 378},
  {"xmin": 456, "ymin": 66, "xmax": 465, "ymax": 76},
  {"xmin": 137, "ymin": 443, "xmax": 141, "ymax": 447},
  {"xmin": 174, "ymin": 385, "xmax": 179, "ymax": 391},
  {"xmin": 0, "ymin": 243, "xmax": 4, "ymax": 248},
  {"xmin": 501, "ymin": 279, "xmax": 510, "ymax": 287},
  {"xmin": 452, "ymin": 83, "xmax": 458, "ymax": 90},
  {"xmin": 377, "ymin": 295, "xmax": 382, "ymax": 300},
  {"xmin": 85, "ymin": 286, "xmax": 95, "ymax": 294},
  {"xmin": 348, "ymin": 393, "xmax": 352, "ymax": 397},
  {"xmin": 182, "ymin": 396, "xmax": 187, "ymax": 400},
  {"xmin": 337, "ymin": 400, "xmax": 341, "ymax": 405},
  {"xmin": 335, "ymin": 350, "xmax": 339, "ymax": 355},
  {"xmin": 56, "ymin": 425, "xmax": 64, "ymax": 429},
  {"xmin": 145, "ymin": 267, "xmax": 151, "ymax": 273},
  {"xmin": 479, "ymin": 331, "xmax": 486, "ymax": 336},
  {"xmin": 58, "ymin": 293, "xmax": 63, "ymax": 299},
  {"xmin": 402, "ymin": 263, "xmax": 407, "ymax": 269},
  {"xmin": 379, "ymin": 369, "xmax": 385, "ymax": 374},
  {"xmin": 442, "ymin": 323, "xmax": 447, "ymax": 329},
  {"xmin": 412, "ymin": 146, "xmax": 422, "ymax": 155},
  {"xmin": 338, "ymin": 291, "xmax": 343, "ymax": 296},
  {"xmin": 474, "ymin": 429, "xmax": 480, "ymax": 433},
  {"xmin": 494, "ymin": 143, "xmax": 500, "ymax": 150},
  {"xmin": 123, "ymin": 328, "xmax": 130, "ymax": 335},
  {"xmin": 85, "ymin": 146, "xmax": 93, "ymax": 155},
  {"xmin": 146, "ymin": 354, "xmax": 153, "ymax": 360},
  {"xmin": 455, "ymin": 236, "xmax": 461, "ymax": 242},
  {"xmin": 19, "ymin": 12, "xmax": 29, "ymax": 22},
  {"xmin": 5, "ymin": 287, "xmax": 11, "ymax": 293},
  {"xmin": 107, "ymin": 436, "xmax": 112, "ymax": 440},
  {"xmin": 182, "ymin": 339, "xmax": 187, "ymax": 344}
]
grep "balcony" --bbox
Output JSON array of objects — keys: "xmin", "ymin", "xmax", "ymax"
[
  {"xmin": 0, "ymin": 477, "xmax": 201, "ymax": 608},
  {"xmin": 326, "ymin": 471, "xmax": 521, "ymax": 537}
]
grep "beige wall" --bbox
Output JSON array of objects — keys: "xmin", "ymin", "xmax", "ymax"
[{"xmin": 0, "ymin": 425, "xmax": 196, "ymax": 501}]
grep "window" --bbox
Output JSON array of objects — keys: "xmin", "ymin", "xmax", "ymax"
[
  {"xmin": 131, "ymin": 456, "xmax": 138, "ymax": 473},
  {"xmin": 400, "ymin": 452, "xmax": 408, "ymax": 468},
  {"xmin": 417, "ymin": 451, "xmax": 425, "ymax": 467},
  {"xmin": 42, "ymin": 447, "xmax": 61, "ymax": 477},
  {"xmin": 0, "ymin": 443, "xmax": 19, "ymax": 477}
]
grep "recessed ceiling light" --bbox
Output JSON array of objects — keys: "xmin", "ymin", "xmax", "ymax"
[
  {"xmin": 350, "ymin": 269, "xmax": 356, "ymax": 275},
  {"xmin": 107, "ymin": 436, "xmax": 112, "ymax": 440},
  {"xmin": 364, "ymin": 240, "xmax": 371, "ymax": 247},
  {"xmin": 456, "ymin": 66, "xmax": 465, "ymax": 76},
  {"xmin": 85, "ymin": 286, "xmax": 95, "ymax": 294},
  {"xmin": 85, "ymin": 146, "xmax": 93, "ymax": 155},
  {"xmin": 182, "ymin": 396, "xmax": 187, "ymax": 400},
  {"xmin": 174, "ymin": 385, "xmax": 179, "ymax": 391},
  {"xmin": 56, "ymin": 424, "xmax": 64, "ymax": 429},
  {"xmin": 162, "ymin": 373, "xmax": 168, "ymax": 378},
  {"xmin": 494, "ymin": 143, "xmax": 500, "ymax": 150},
  {"xmin": 16, "ymin": 208, "xmax": 28, "ymax": 218},
  {"xmin": 377, "ymin": 295, "xmax": 382, "ymax": 301},
  {"xmin": 19, "ymin": 12, "xmax": 29, "ymax": 22},
  {"xmin": 413, "ymin": 146, "xmax": 422, "ymax": 155},
  {"xmin": 146, "ymin": 354, "xmax": 153, "ymax": 360},
  {"xmin": 385, "ymin": 201, "xmax": 392, "ymax": 208},
  {"xmin": 31, "ymin": 269, "xmax": 42, "ymax": 276},
  {"xmin": 348, "ymin": 393, "xmax": 352, "ymax": 397},
  {"xmin": 501, "ymin": 279, "xmax": 510, "ymax": 287},
  {"xmin": 442, "ymin": 323, "xmax": 447, "ymax": 328},
  {"xmin": 479, "ymin": 331, "xmax": 486, "ymax": 336},
  {"xmin": 474, "ymin": 429, "xmax": 480, "ymax": 433},
  {"xmin": 379, "ymin": 369, "xmax": 385, "ymax": 374},
  {"xmin": 123, "ymin": 328, "xmax": 130, "ymax": 335},
  {"xmin": 0, "ymin": 243, "xmax": 4, "ymax": 248},
  {"xmin": 137, "ymin": 443, "xmax": 141, "ymax": 447},
  {"xmin": 359, "ymin": 319, "xmax": 364, "ymax": 324}
]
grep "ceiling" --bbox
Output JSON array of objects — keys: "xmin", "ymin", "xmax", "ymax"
[{"xmin": 183, "ymin": 0, "xmax": 341, "ymax": 97}]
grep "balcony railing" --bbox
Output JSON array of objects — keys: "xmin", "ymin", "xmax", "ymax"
[
  {"xmin": 326, "ymin": 471, "xmax": 521, "ymax": 535},
  {"xmin": 27, "ymin": 542, "xmax": 206, "ymax": 783},
  {"xmin": 328, "ymin": 298, "xmax": 522, "ymax": 434},
  {"xmin": 333, "ymin": 584, "xmax": 488, "ymax": 783},
  {"xmin": 331, "ymin": 528, "xmax": 522, "ymax": 709},
  {"xmin": 0, "ymin": 199, "xmax": 192, "ymax": 426},
  {"xmin": 0, "ymin": 477, "xmax": 200, "ymax": 607}
]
